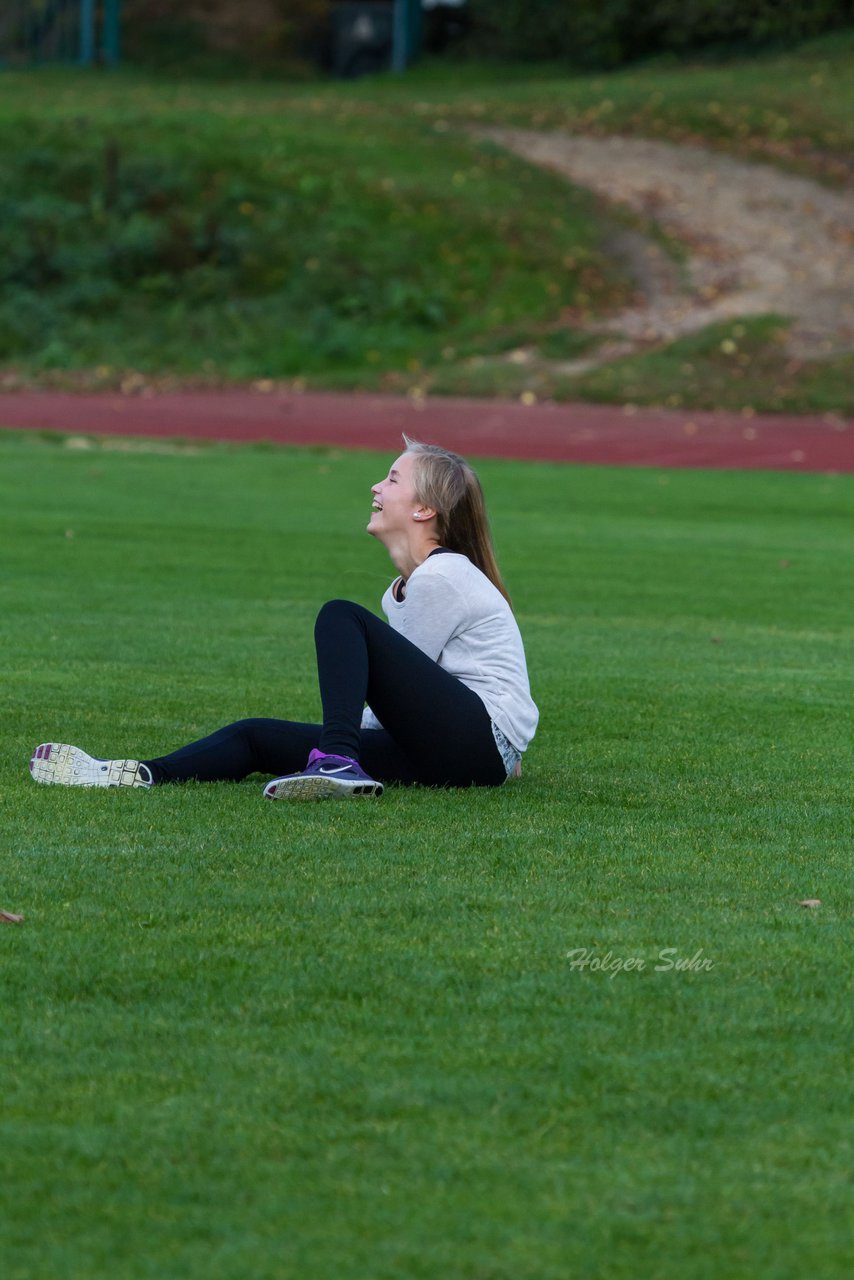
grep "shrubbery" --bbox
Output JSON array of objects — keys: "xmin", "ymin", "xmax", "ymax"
[
  {"xmin": 120, "ymin": 0, "xmax": 853, "ymax": 70},
  {"xmin": 0, "ymin": 130, "xmax": 453, "ymax": 367},
  {"xmin": 0, "ymin": 103, "xmax": 620, "ymax": 377},
  {"xmin": 466, "ymin": 0, "xmax": 854, "ymax": 67}
]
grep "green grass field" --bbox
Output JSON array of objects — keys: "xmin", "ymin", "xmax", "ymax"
[
  {"xmin": 2, "ymin": 431, "xmax": 852, "ymax": 1278},
  {"xmin": 2, "ymin": 32, "xmax": 853, "ymax": 412}
]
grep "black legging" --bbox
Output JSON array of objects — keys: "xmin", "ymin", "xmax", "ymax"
[{"xmin": 144, "ymin": 599, "xmax": 507, "ymax": 788}]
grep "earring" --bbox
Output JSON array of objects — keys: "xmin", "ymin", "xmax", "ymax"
[{"xmin": 413, "ymin": 512, "xmax": 422, "ymax": 520}]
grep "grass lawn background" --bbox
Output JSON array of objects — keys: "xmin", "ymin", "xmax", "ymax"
[
  {"xmin": 2, "ymin": 432, "xmax": 852, "ymax": 1278},
  {"xmin": 1, "ymin": 31, "xmax": 853, "ymax": 413}
]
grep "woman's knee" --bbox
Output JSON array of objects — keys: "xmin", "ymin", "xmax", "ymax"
[{"xmin": 315, "ymin": 598, "xmax": 368, "ymax": 634}]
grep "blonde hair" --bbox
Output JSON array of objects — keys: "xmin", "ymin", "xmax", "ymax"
[{"xmin": 403, "ymin": 435, "xmax": 512, "ymax": 607}]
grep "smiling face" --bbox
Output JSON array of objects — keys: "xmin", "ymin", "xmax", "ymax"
[{"xmin": 367, "ymin": 452, "xmax": 421, "ymax": 539}]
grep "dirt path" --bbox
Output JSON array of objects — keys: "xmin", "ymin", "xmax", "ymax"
[
  {"xmin": 479, "ymin": 129, "xmax": 854, "ymax": 367},
  {"xmin": 1, "ymin": 389, "xmax": 851, "ymax": 473}
]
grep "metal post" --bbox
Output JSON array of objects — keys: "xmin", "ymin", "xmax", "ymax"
[
  {"xmin": 79, "ymin": 0, "xmax": 96, "ymax": 66},
  {"xmin": 406, "ymin": 0, "xmax": 423, "ymax": 62},
  {"xmin": 391, "ymin": 0, "xmax": 407, "ymax": 73},
  {"xmin": 101, "ymin": 0, "xmax": 122, "ymax": 65}
]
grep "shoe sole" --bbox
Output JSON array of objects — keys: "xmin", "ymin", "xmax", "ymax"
[
  {"xmin": 263, "ymin": 774, "xmax": 383, "ymax": 801},
  {"xmin": 29, "ymin": 743, "xmax": 149, "ymax": 788}
]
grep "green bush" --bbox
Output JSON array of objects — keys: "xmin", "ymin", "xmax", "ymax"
[
  {"xmin": 0, "ymin": 98, "xmax": 621, "ymax": 377},
  {"xmin": 466, "ymin": 0, "xmax": 854, "ymax": 67}
]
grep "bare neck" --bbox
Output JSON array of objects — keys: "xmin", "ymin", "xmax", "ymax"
[{"xmin": 384, "ymin": 528, "xmax": 441, "ymax": 582}]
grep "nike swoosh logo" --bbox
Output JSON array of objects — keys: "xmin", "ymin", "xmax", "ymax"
[{"xmin": 318, "ymin": 766, "xmax": 351, "ymax": 775}]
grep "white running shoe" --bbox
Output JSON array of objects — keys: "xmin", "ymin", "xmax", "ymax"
[{"xmin": 29, "ymin": 743, "xmax": 152, "ymax": 789}]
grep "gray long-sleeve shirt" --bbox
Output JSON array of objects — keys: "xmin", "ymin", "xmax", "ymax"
[{"xmin": 361, "ymin": 551, "xmax": 538, "ymax": 753}]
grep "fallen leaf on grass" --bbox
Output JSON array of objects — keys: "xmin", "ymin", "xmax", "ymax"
[
  {"xmin": 1, "ymin": 911, "xmax": 24, "ymax": 924},
  {"xmin": 797, "ymin": 899, "xmax": 821, "ymax": 908}
]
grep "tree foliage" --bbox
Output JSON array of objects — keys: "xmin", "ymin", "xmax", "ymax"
[{"xmin": 466, "ymin": 0, "xmax": 854, "ymax": 67}]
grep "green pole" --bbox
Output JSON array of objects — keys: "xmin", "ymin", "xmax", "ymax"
[
  {"xmin": 79, "ymin": 0, "xmax": 95, "ymax": 65},
  {"xmin": 102, "ymin": 0, "xmax": 122, "ymax": 65},
  {"xmin": 406, "ymin": 0, "xmax": 423, "ymax": 62},
  {"xmin": 392, "ymin": 0, "xmax": 423, "ymax": 72},
  {"xmin": 391, "ymin": 0, "xmax": 408, "ymax": 73}
]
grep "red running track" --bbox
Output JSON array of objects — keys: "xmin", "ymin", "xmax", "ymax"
[{"xmin": 0, "ymin": 389, "xmax": 851, "ymax": 472}]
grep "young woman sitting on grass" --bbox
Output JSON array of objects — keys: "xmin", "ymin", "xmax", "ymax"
[{"xmin": 29, "ymin": 437, "xmax": 538, "ymax": 801}]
